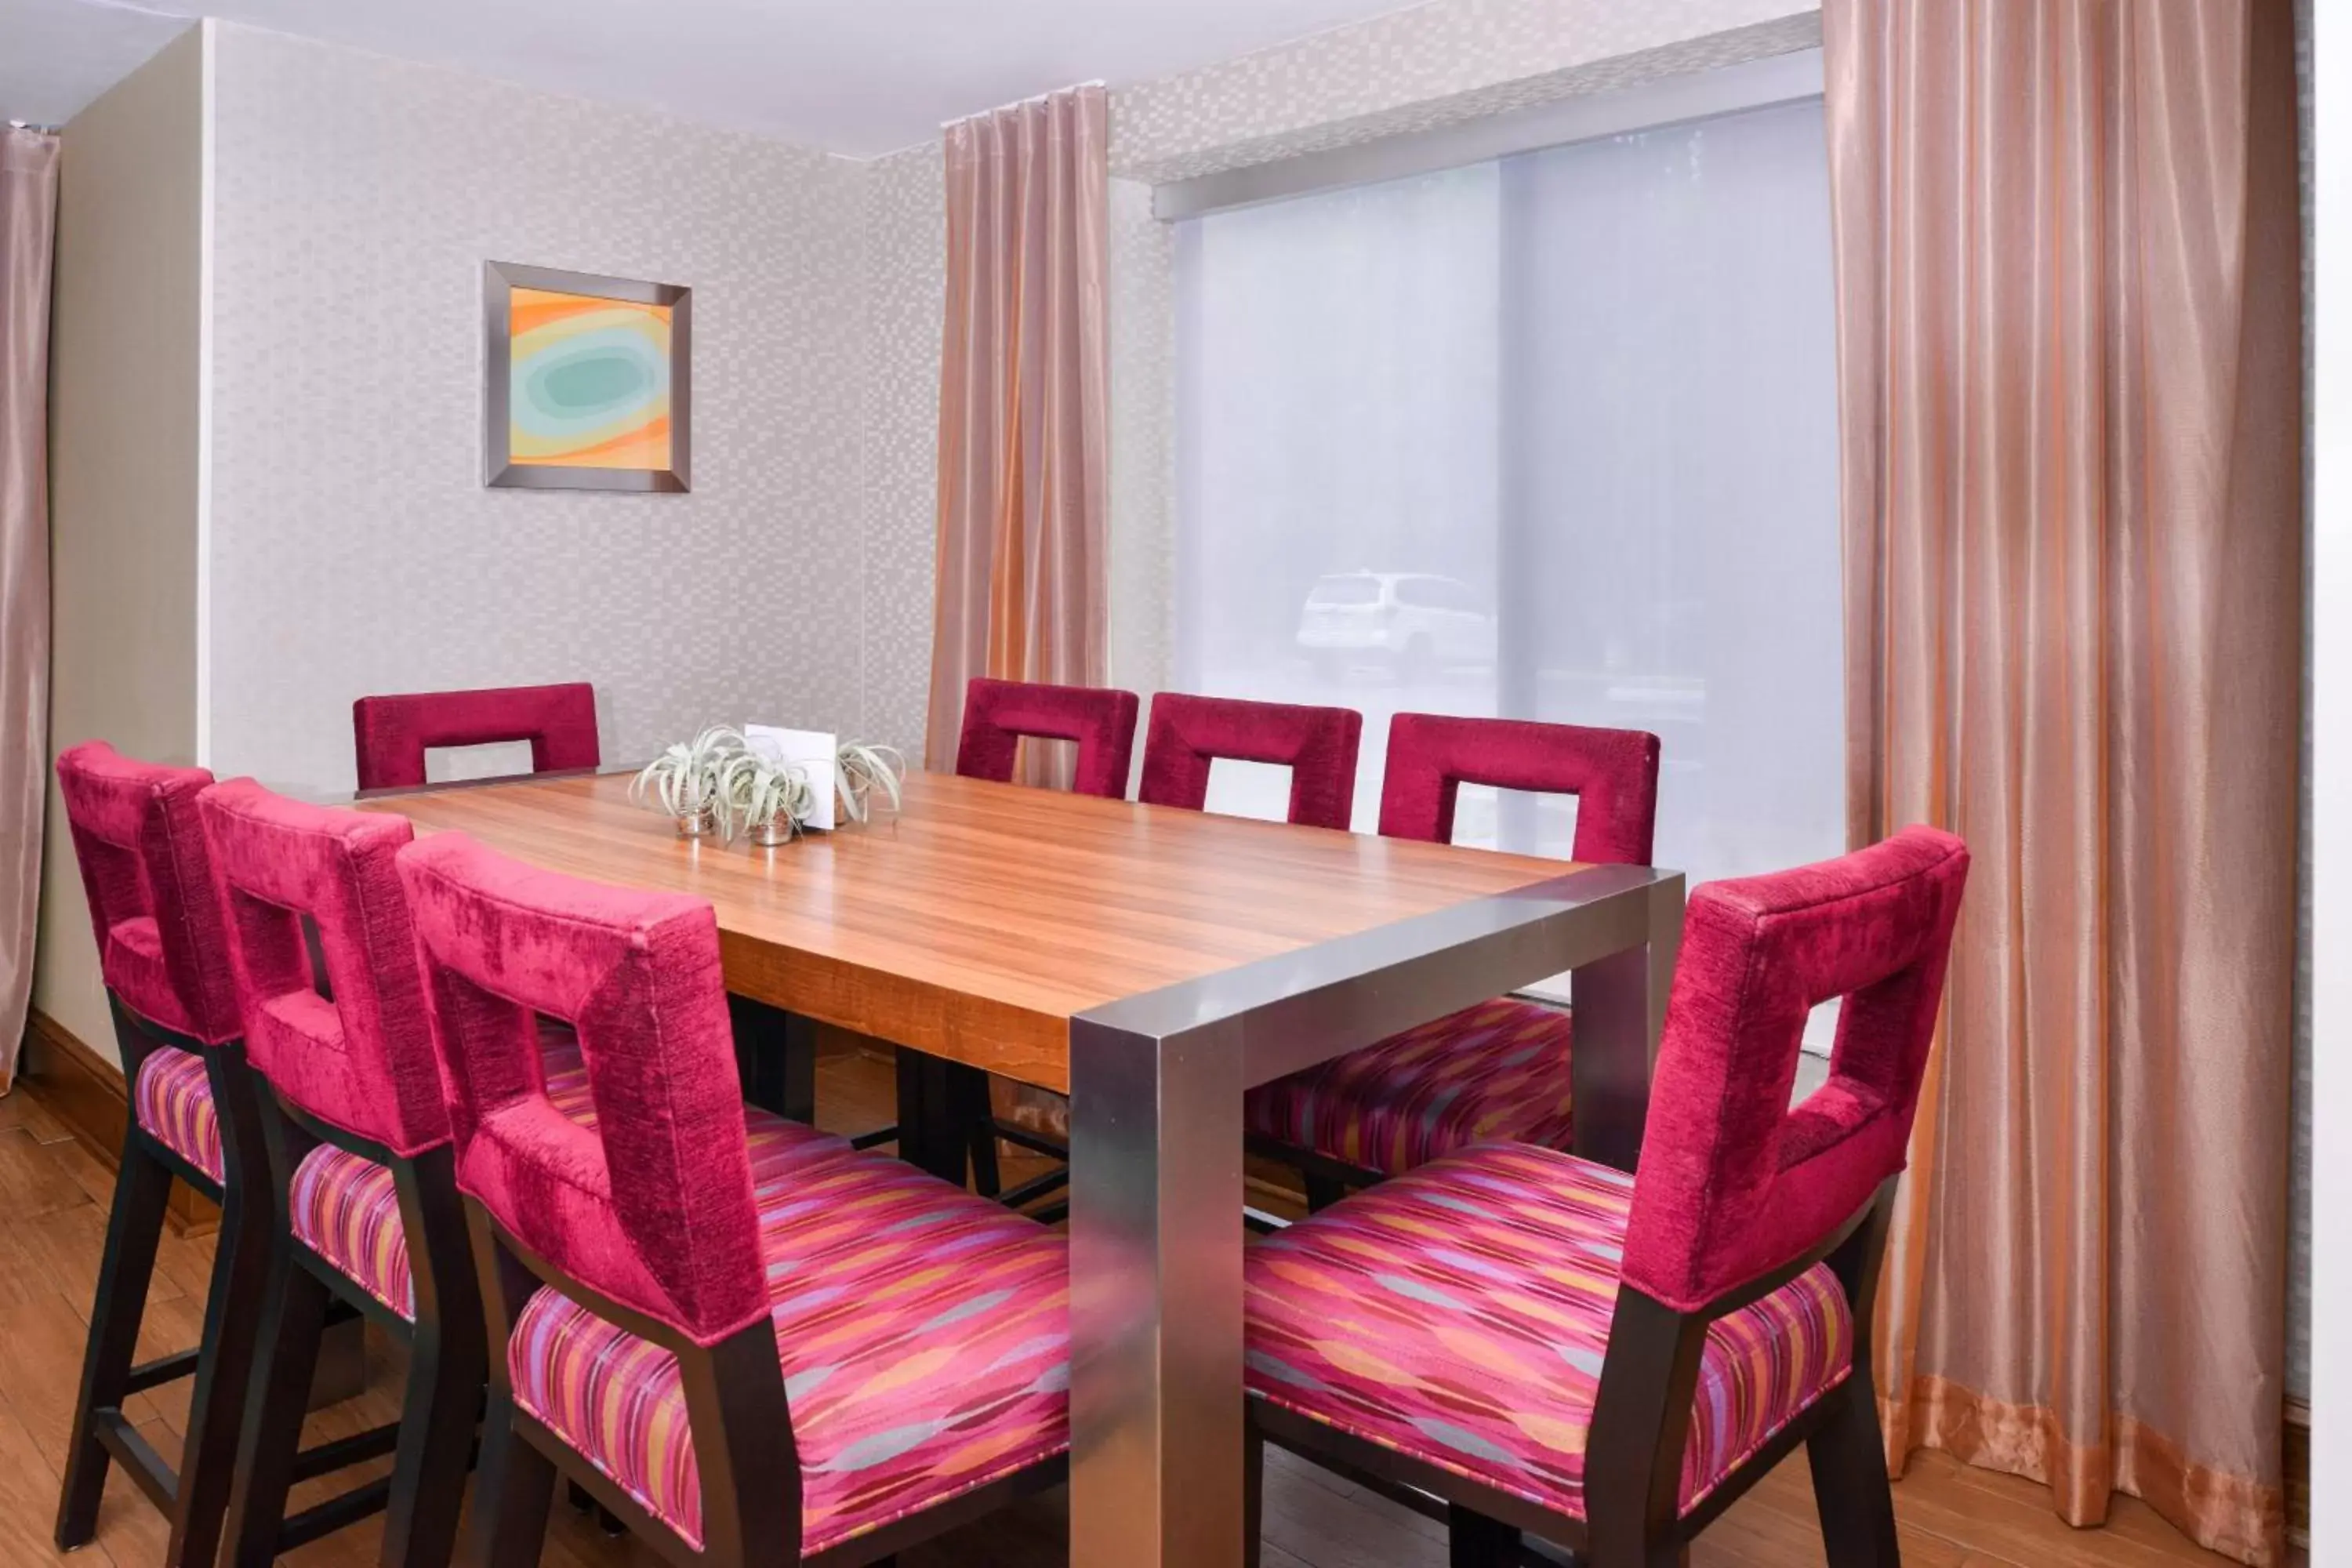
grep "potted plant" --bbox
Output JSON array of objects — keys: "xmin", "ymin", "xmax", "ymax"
[
  {"xmin": 724, "ymin": 748, "xmax": 817, "ymax": 847},
  {"xmin": 835, "ymin": 742, "xmax": 906, "ymax": 826},
  {"xmin": 629, "ymin": 726, "xmax": 745, "ymax": 838}
]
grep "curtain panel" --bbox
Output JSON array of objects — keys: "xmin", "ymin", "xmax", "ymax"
[
  {"xmin": 1824, "ymin": 2, "xmax": 2302, "ymax": 1563},
  {"xmin": 925, "ymin": 85, "xmax": 1111, "ymax": 782},
  {"xmin": 0, "ymin": 126, "xmax": 60, "ymax": 1087}
]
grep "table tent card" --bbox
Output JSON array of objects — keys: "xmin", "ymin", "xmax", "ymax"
[{"xmin": 745, "ymin": 724, "xmax": 837, "ymax": 831}]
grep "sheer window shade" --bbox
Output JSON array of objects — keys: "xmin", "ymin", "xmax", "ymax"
[{"xmin": 1174, "ymin": 96, "xmax": 1843, "ymax": 907}]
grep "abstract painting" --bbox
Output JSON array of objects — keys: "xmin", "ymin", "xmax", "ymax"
[{"xmin": 484, "ymin": 262, "xmax": 691, "ymax": 492}]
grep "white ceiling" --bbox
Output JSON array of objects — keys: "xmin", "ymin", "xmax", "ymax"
[
  {"xmin": 2, "ymin": 0, "xmax": 1425, "ymax": 156},
  {"xmin": 1, "ymin": 0, "xmax": 190, "ymax": 128}
]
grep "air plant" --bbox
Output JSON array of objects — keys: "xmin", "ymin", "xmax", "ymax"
[
  {"xmin": 723, "ymin": 748, "xmax": 818, "ymax": 845},
  {"xmin": 834, "ymin": 742, "xmax": 906, "ymax": 825},
  {"xmin": 629, "ymin": 726, "xmax": 747, "ymax": 837}
]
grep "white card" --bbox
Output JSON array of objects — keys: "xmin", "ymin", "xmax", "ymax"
[{"xmin": 744, "ymin": 725, "xmax": 837, "ymax": 831}]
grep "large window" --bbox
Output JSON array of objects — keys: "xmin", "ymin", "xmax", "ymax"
[{"xmin": 1174, "ymin": 95, "xmax": 1844, "ymax": 902}]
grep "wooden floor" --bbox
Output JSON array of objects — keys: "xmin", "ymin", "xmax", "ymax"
[{"xmin": 0, "ymin": 1042, "xmax": 2279, "ymax": 1568}]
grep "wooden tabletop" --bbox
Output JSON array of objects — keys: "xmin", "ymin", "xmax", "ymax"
[{"xmin": 360, "ymin": 770, "xmax": 1578, "ymax": 1092}]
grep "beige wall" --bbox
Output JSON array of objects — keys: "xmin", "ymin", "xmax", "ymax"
[
  {"xmin": 35, "ymin": 25, "xmax": 206, "ymax": 1062},
  {"xmin": 203, "ymin": 24, "xmax": 877, "ymax": 797}
]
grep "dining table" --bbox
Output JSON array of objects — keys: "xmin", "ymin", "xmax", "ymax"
[{"xmin": 358, "ymin": 765, "xmax": 1686, "ymax": 1568}]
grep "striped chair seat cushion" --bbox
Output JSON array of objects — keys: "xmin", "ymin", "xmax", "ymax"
[
  {"xmin": 291, "ymin": 1033, "xmax": 595, "ymax": 1320},
  {"xmin": 1244, "ymin": 996, "xmax": 1575, "ymax": 1178},
  {"xmin": 1245, "ymin": 1141, "xmax": 1852, "ymax": 1519},
  {"xmin": 509, "ymin": 1109, "xmax": 1069, "ymax": 1556},
  {"xmin": 132, "ymin": 1045, "xmax": 223, "ymax": 1185}
]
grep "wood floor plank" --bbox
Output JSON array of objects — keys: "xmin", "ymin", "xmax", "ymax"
[
  {"xmin": 0, "ymin": 1283, "xmax": 135, "ymax": 1450},
  {"xmin": 0, "ymin": 1127, "xmax": 93, "ymax": 1219},
  {"xmin": 18, "ymin": 1195, "xmax": 186, "ymax": 1321},
  {"xmin": 0, "ymin": 1083, "xmax": 77, "ymax": 1145},
  {"xmin": 37, "ymin": 1131, "xmax": 118, "ymax": 1209},
  {"xmin": 0, "ymin": 1382, "xmax": 118, "ymax": 1566}
]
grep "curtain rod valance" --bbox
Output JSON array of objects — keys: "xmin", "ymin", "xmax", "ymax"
[{"xmin": 940, "ymin": 79, "xmax": 1106, "ymax": 132}]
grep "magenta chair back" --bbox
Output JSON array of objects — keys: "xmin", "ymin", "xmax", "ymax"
[
  {"xmin": 1378, "ymin": 713, "xmax": 1660, "ymax": 865},
  {"xmin": 953, "ymin": 677, "xmax": 1140, "ymax": 798},
  {"xmin": 399, "ymin": 833, "xmax": 766, "ymax": 1346},
  {"xmin": 1240, "ymin": 713, "xmax": 1656, "ymax": 1190},
  {"xmin": 1621, "ymin": 823, "xmax": 1969, "ymax": 1310},
  {"xmin": 1137, "ymin": 692, "xmax": 1362, "ymax": 829},
  {"xmin": 352, "ymin": 682, "xmax": 600, "ymax": 792},
  {"xmin": 56, "ymin": 742, "xmax": 242, "ymax": 1046},
  {"xmin": 198, "ymin": 780, "xmax": 448, "ymax": 1156}
]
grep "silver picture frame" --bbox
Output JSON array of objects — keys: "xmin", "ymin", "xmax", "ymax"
[{"xmin": 484, "ymin": 260, "xmax": 691, "ymax": 493}]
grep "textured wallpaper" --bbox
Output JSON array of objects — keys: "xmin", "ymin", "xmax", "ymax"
[
  {"xmin": 206, "ymin": 24, "xmax": 874, "ymax": 794},
  {"xmin": 1108, "ymin": 176, "xmax": 1176, "ymax": 709},
  {"xmin": 855, "ymin": 140, "xmax": 947, "ymax": 760}
]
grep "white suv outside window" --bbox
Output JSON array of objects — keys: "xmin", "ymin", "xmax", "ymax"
[{"xmin": 1294, "ymin": 572, "xmax": 1497, "ymax": 682}]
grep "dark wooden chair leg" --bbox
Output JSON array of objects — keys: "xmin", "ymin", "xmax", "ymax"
[
  {"xmin": 221, "ymin": 1237, "xmax": 330, "ymax": 1568},
  {"xmin": 380, "ymin": 1300, "xmax": 487, "ymax": 1566},
  {"xmin": 1446, "ymin": 1503, "xmax": 1520, "ymax": 1568},
  {"xmin": 730, "ymin": 994, "xmax": 817, "ymax": 1124},
  {"xmin": 1806, "ymin": 1372, "xmax": 1901, "ymax": 1566},
  {"xmin": 564, "ymin": 1479, "xmax": 623, "ymax": 1534},
  {"xmin": 165, "ymin": 1162, "xmax": 273, "ymax": 1568},
  {"xmin": 953, "ymin": 1064, "xmax": 1001, "ymax": 1197},
  {"xmin": 471, "ymin": 1391, "xmax": 557, "ymax": 1568},
  {"xmin": 54, "ymin": 1142, "xmax": 173, "ymax": 1548},
  {"xmin": 1302, "ymin": 1171, "xmax": 1348, "ymax": 1213},
  {"xmin": 895, "ymin": 1050, "xmax": 985, "ymax": 1188}
]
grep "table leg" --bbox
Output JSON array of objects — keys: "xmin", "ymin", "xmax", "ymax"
[
  {"xmin": 1568, "ymin": 873, "xmax": 1685, "ymax": 1172},
  {"xmin": 1069, "ymin": 1017, "xmax": 1247, "ymax": 1568},
  {"xmin": 727, "ymin": 996, "xmax": 816, "ymax": 1124},
  {"xmin": 893, "ymin": 1049, "xmax": 975, "ymax": 1185}
]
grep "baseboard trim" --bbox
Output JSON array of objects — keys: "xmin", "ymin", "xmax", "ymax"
[{"xmin": 18, "ymin": 1008, "xmax": 220, "ymax": 1236}]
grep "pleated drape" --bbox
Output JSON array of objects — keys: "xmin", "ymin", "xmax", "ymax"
[
  {"xmin": 926, "ymin": 85, "xmax": 1110, "ymax": 783},
  {"xmin": 0, "ymin": 127, "xmax": 60, "ymax": 1087},
  {"xmin": 1824, "ymin": 3, "xmax": 2302, "ymax": 1562}
]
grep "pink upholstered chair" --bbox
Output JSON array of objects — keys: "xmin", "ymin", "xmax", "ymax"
[
  {"xmin": 927, "ymin": 676, "xmax": 1142, "ymax": 1203},
  {"xmin": 398, "ymin": 833, "xmax": 1069, "ymax": 1568},
  {"xmin": 1245, "ymin": 713, "xmax": 1660, "ymax": 1207},
  {"xmin": 351, "ymin": 681, "xmax": 601, "ymax": 792},
  {"xmin": 51, "ymin": 742, "xmax": 266, "ymax": 1568},
  {"xmin": 1243, "ymin": 826, "xmax": 1969, "ymax": 1568},
  {"xmin": 958, "ymin": 690, "xmax": 1363, "ymax": 1222},
  {"xmin": 953, "ymin": 675, "xmax": 1140, "ymax": 798},
  {"xmin": 199, "ymin": 780, "xmax": 595, "ymax": 1568},
  {"xmin": 1136, "ymin": 692, "xmax": 1363, "ymax": 829}
]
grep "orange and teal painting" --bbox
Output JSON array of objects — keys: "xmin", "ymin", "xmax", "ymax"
[{"xmin": 506, "ymin": 287, "xmax": 673, "ymax": 471}]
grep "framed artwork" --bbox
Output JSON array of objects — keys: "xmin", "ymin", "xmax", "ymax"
[{"xmin": 484, "ymin": 261, "xmax": 691, "ymax": 492}]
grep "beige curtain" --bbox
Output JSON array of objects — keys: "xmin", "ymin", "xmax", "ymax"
[
  {"xmin": 925, "ymin": 85, "xmax": 1110, "ymax": 782},
  {"xmin": 1, "ymin": 127, "xmax": 59, "ymax": 1088},
  {"xmin": 1825, "ymin": 3, "xmax": 2301, "ymax": 1563}
]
